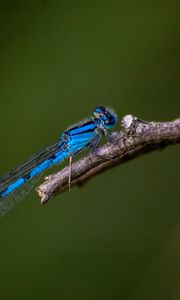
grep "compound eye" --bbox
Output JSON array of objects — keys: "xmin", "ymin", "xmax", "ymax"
[{"xmin": 94, "ymin": 111, "xmax": 104, "ymax": 119}]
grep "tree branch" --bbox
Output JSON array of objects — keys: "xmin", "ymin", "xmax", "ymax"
[{"xmin": 36, "ymin": 115, "xmax": 180, "ymax": 205}]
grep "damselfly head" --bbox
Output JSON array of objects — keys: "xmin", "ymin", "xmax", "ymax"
[{"xmin": 94, "ymin": 106, "xmax": 117, "ymax": 129}]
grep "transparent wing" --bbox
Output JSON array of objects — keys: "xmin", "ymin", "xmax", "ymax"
[
  {"xmin": 0, "ymin": 141, "xmax": 61, "ymax": 194},
  {"xmin": 0, "ymin": 141, "xmax": 63, "ymax": 216},
  {"xmin": 0, "ymin": 174, "xmax": 42, "ymax": 216}
]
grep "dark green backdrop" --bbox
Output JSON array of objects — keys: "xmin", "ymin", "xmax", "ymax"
[{"xmin": 0, "ymin": 1, "xmax": 179, "ymax": 299}]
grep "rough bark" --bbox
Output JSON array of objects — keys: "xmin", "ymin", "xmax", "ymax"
[{"xmin": 36, "ymin": 115, "xmax": 180, "ymax": 204}]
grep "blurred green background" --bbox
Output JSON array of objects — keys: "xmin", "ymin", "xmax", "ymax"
[{"xmin": 0, "ymin": 1, "xmax": 180, "ymax": 299}]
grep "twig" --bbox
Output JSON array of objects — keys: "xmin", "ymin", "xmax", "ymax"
[{"xmin": 36, "ymin": 115, "xmax": 180, "ymax": 205}]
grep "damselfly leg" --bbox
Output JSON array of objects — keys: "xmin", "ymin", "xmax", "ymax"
[{"xmin": 68, "ymin": 156, "xmax": 73, "ymax": 191}]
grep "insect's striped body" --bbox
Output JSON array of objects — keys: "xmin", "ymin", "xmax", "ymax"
[{"xmin": 0, "ymin": 106, "xmax": 117, "ymax": 216}]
